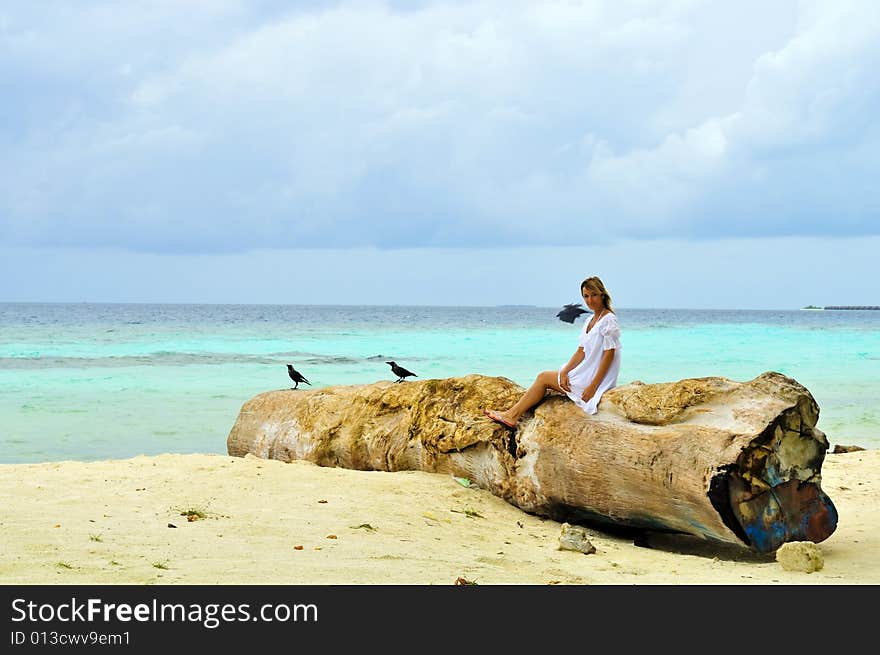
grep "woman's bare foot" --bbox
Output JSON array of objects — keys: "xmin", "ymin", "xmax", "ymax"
[{"xmin": 482, "ymin": 409, "xmax": 517, "ymax": 429}]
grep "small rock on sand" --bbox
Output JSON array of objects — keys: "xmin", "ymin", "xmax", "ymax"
[
  {"xmin": 558, "ymin": 523, "xmax": 596, "ymax": 555},
  {"xmin": 832, "ymin": 444, "xmax": 865, "ymax": 454},
  {"xmin": 776, "ymin": 541, "xmax": 824, "ymax": 573}
]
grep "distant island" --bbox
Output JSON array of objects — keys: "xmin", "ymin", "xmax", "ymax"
[
  {"xmin": 802, "ymin": 305, "xmax": 880, "ymax": 310},
  {"xmin": 824, "ymin": 306, "xmax": 880, "ymax": 310}
]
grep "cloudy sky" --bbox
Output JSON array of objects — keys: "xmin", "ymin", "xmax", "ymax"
[{"xmin": 1, "ymin": 0, "xmax": 878, "ymax": 308}]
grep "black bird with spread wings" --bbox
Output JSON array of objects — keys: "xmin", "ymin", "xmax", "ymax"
[
  {"xmin": 386, "ymin": 361, "xmax": 417, "ymax": 383},
  {"xmin": 556, "ymin": 303, "xmax": 588, "ymax": 324},
  {"xmin": 286, "ymin": 364, "xmax": 311, "ymax": 390}
]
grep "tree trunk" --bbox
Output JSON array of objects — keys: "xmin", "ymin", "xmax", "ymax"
[{"xmin": 226, "ymin": 371, "xmax": 837, "ymax": 553}]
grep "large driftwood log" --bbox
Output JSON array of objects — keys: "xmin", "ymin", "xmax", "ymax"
[{"xmin": 226, "ymin": 372, "xmax": 837, "ymax": 553}]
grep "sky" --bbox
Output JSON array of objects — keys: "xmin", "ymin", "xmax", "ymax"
[{"xmin": 1, "ymin": 0, "xmax": 878, "ymax": 308}]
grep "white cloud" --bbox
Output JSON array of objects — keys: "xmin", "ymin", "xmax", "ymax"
[
  {"xmin": 571, "ymin": 0, "xmax": 880, "ymax": 236},
  {"xmin": 1, "ymin": 0, "xmax": 878, "ymax": 252},
  {"xmin": 732, "ymin": 0, "xmax": 880, "ymax": 151}
]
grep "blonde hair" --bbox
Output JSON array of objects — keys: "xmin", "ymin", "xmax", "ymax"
[{"xmin": 581, "ymin": 276, "xmax": 614, "ymax": 312}]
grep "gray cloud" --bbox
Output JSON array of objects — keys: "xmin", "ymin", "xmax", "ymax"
[{"xmin": 1, "ymin": 0, "xmax": 878, "ymax": 253}]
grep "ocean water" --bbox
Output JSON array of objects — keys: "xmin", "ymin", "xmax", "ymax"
[{"xmin": 0, "ymin": 303, "xmax": 877, "ymax": 464}]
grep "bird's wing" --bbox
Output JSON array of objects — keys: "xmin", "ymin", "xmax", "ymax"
[{"xmin": 557, "ymin": 304, "xmax": 587, "ymax": 323}]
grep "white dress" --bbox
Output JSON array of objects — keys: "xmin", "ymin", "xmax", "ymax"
[{"xmin": 558, "ymin": 311, "xmax": 622, "ymax": 415}]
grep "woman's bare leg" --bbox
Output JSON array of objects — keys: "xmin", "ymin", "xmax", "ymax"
[{"xmin": 488, "ymin": 370, "xmax": 564, "ymax": 426}]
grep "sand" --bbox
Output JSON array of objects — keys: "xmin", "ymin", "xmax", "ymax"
[{"xmin": 1, "ymin": 450, "xmax": 877, "ymax": 585}]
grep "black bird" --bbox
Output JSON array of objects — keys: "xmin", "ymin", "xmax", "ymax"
[
  {"xmin": 386, "ymin": 361, "xmax": 417, "ymax": 383},
  {"xmin": 286, "ymin": 364, "xmax": 311, "ymax": 390},
  {"xmin": 556, "ymin": 303, "xmax": 588, "ymax": 324}
]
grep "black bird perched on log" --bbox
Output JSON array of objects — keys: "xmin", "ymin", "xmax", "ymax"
[
  {"xmin": 286, "ymin": 364, "xmax": 311, "ymax": 390},
  {"xmin": 386, "ymin": 361, "xmax": 417, "ymax": 383},
  {"xmin": 556, "ymin": 303, "xmax": 588, "ymax": 324}
]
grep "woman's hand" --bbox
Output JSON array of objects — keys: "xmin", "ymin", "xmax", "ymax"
[
  {"xmin": 581, "ymin": 382, "xmax": 598, "ymax": 402},
  {"xmin": 559, "ymin": 371, "xmax": 571, "ymax": 392}
]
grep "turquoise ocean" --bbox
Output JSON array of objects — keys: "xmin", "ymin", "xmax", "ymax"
[{"xmin": 0, "ymin": 303, "xmax": 877, "ymax": 464}]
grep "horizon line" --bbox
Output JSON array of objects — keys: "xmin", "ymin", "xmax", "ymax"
[{"xmin": 0, "ymin": 300, "xmax": 866, "ymax": 312}]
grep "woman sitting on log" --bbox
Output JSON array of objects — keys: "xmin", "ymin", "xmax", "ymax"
[{"xmin": 483, "ymin": 276, "xmax": 622, "ymax": 428}]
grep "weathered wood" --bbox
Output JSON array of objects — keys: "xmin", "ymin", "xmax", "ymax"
[{"xmin": 226, "ymin": 372, "xmax": 837, "ymax": 553}]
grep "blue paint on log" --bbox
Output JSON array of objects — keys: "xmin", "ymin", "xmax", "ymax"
[
  {"xmin": 732, "ymin": 479, "xmax": 838, "ymax": 553},
  {"xmin": 744, "ymin": 499, "xmax": 787, "ymax": 553},
  {"xmin": 763, "ymin": 460, "xmax": 785, "ymax": 487}
]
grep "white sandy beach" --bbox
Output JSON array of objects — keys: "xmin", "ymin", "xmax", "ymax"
[{"xmin": 1, "ymin": 450, "xmax": 877, "ymax": 585}]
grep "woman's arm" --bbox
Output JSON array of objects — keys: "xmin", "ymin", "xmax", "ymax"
[
  {"xmin": 559, "ymin": 348, "xmax": 585, "ymax": 392},
  {"xmin": 581, "ymin": 348, "xmax": 616, "ymax": 402}
]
